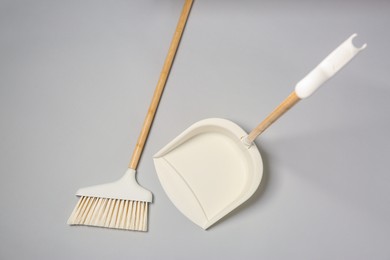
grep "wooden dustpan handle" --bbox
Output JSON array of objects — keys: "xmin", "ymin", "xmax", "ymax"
[
  {"xmin": 129, "ymin": 0, "xmax": 193, "ymax": 170},
  {"xmin": 245, "ymin": 34, "xmax": 366, "ymax": 144},
  {"xmin": 246, "ymin": 91, "xmax": 300, "ymax": 143}
]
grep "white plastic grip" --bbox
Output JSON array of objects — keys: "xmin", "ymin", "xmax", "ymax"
[{"xmin": 295, "ymin": 34, "xmax": 367, "ymax": 99}]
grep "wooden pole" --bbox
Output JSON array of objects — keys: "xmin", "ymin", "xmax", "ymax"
[
  {"xmin": 129, "ymin": 0, "xmax": 193, "ymax": 169},
  {"xmin": 246, "ymin": 91, "xmax": 301, "ymax": 143}
]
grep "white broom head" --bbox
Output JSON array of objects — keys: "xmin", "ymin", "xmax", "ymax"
[{"xmin": 67, "ymin": 169, "xmax": 153, "ymax": 232}]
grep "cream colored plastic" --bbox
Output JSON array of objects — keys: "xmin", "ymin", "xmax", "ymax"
[
  {"xmin": 76, "ymin": 169, "xmax": 153, "ymax": 202},
  {"xmin": 153, "ymin": 118, "xmax": 263, "ymax": 229},
  {"xmin": 295, "ymin": 34, "xmax": 367, "ymax": 99}
]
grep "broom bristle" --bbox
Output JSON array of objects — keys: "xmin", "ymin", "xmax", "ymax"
[{"xmin": 67, "ymin": 196, "xmax": 149, "ymax": 232}]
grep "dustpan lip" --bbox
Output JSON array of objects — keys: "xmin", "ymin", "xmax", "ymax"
[{"xmin": 154, "ymin": 118, "xmax": 254, "ymax": 157}]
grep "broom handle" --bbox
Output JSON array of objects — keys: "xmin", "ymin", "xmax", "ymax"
[
  {"xmin": 245, "ymin": 34, "xmax": 366, "ymax": 144},
  {"xmin": 129, "ymin": 0, "xmax": 193, "ymax": 170}
]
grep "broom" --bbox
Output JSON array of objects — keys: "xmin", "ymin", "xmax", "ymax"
[{"xmin": 67, "ymin": 0, "xmax": 193, "ymax": 232}]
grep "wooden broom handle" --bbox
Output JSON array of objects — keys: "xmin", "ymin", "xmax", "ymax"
[
  {"xmin": 246, "ymin": 91, "xmax": 301, "ymax": 143},
  {"xmin": 129, "ymin": 0, "xmax": 193, "ymax": 170}
]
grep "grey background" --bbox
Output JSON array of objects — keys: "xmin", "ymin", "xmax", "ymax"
[{"xmin": 0, "ymin": 0, "xmax": 389, "ymax": 259}]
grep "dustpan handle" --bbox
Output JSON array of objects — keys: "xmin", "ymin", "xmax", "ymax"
[
  {"xmin": 129, "ymin": 0, "xmax": 193, "ymax": 170},
  {"xmin": 244, "ymin": 34, "xmax": 366, "ymax": 145}
]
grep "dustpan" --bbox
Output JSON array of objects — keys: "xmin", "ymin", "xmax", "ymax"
[
  {"xmin": 154, "ymin": 34, "xmax": 366, "ymax": 229},
  {"xmin": 154, "ymin": 118, "xmax": 263, "ymax": 229}
]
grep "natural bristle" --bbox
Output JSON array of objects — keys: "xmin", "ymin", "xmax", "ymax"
[{"xmin": 67, "ymin": 196, "xmax": 149, "ymax": 232}]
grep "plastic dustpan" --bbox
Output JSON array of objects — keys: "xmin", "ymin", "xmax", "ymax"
[
  {"xmin": 154, "ymin": 34, "xmax": 367, "ymax": 229},
  {"xmin": 154, "ymin": 118, "xmax": 262, "ymax": 229}
]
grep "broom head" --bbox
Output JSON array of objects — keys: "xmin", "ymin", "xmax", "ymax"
[{"xmin": 67, "ymin": 169, "xmax": 153, "ymax": 232}]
